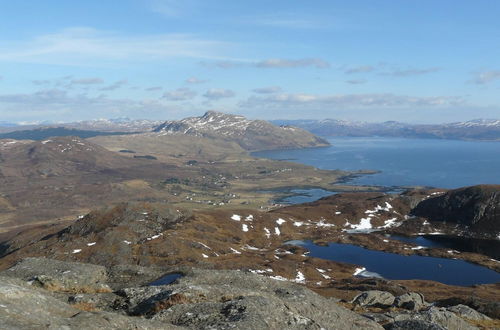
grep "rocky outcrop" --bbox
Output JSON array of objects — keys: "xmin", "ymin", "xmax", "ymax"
[
  {"xmin": 352, "ymin": 290, "xmax": 396, "ymax": 308},
  {"xmin": 411, "ymin": 185, "xmax": 500, "ymax": 238},
  {"xmin": 0, "ymin": 258, "xmax": 383, "ymax": 329},
  {"xmin": 1, "ymin": 257, "xmax": 111, "ymax": 293}
]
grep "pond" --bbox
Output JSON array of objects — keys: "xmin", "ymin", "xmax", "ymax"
[{"xmin": 286, "ymin": 240, "xmax": 500, "ymax": 286}]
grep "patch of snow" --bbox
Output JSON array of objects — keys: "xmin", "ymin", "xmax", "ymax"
[
  {"xmin": 383, "ymin": 239, "xmax": 389, "ymax": 243},
  {"xmin": 316, "ymin": 220, "xmax": 335, "ymax": 228},
  {"xmin": 245, "ymin": 215, "xmax": 254, "ymax": 221},
  {"xmin": 230, "ymin": 248, "xmax": 241, "ymax": 254},
  {"xmin": 379, "ymin": 217, "xmax": 400, "ymax": 229},
  {"xmin": 72, "ymin": 249, "xmax": 82, "ymax": 254},
  {"xmin": 264, "ymin": 227, "xmax": 271, "ymax": 238},
  {"xmin": 293, "ymin": 271, "xmax": 306, "ymax": 284},
  {"xmin": 411, "ymin": 246, "xmax": 425, "ymax": 250},
  {"xmin": 123, "ymin": 240, "xmax": 132, "ymax": 245},
  {"xmin": 242, "ymin": 224, "xmax": 249, "ymax": 232},
  {"xmin": 276, "ymin": 218, "xmax": 286, "ymax": 225},
  {"xmin": 231, "ymin": 214, "xmax": 241, "ymax": 221},
  {"xmin": 269, "ymin": 275, "xmax": 288, "ymax": 281},
  {"xmin": 423, "ymin": 220, "xmax": 430, "ymax": 226},
  {"xmin": 147, "ymin": 233, "xmax": 163, "ymax": 241},
  {"xmin": 86, "ymin": 242, "xmax": 96, "ymax": 246},
  {"xmin": 350, "ymin": 217, "xmax": 372, "ymax": 231},
  {"xmin": 197, "ymin": 242, "xmax": 212, "ymax": 250},
  {"xmin": 353, "ymin": 267, "xmax": 366, "ymax": 276},
  {"xmin": 293, "ymin": 221, "xmax": 304, "ymax": 227},
  {"xmin": 202, "ymin": 254, "xmax": 209, "ymax": 258},
  {"xmin": 335, "ymin": 211, "xmax": 342, "ymax": 215},
  {"xmin": 274, "ymin": 227, "xmax": 281, "ymax": 236}
]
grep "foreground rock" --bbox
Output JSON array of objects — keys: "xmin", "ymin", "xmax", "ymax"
[{"xmin": 0, "ymin": 258, "xmax": 382, "ymax": 329}]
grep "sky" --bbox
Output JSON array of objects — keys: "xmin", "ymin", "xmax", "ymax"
[{"xmin": 0, "ymin": 0, "xmax": 499, "ymax": 124}]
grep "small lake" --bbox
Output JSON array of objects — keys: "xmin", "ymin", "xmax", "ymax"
[
  {"xmin": 388, "ymin": 235, "xmax": 500, "ymax": 260},
  {"xmin": 287, "ymin": 240, "xmax": 500, "ymax": 286},
  {"xmin": 253, "ymin": 137, "xmax": 500, "ymax": 189}
]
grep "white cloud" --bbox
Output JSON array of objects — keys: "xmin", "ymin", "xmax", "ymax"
[
  {"xmin": 252, "ymin": 86, "xmax": 282, "ymax": 94},
  {"xmin": 203, "ymin": 58, "xmax": 330, "ymax": 69},
  {"xmin": 0, "ymin": 27, "xmax": 230, "ymax": 65},
  {"xmin": 0, "ymin": 88, "xmax": 180, "ymax": 121},
  {"xmin": 185, "ymin": 77, "xmax": 206, "ymax": 84},
  {"xmin": 203, "ymin": 88, "xmax": 235, "ymax": 100},
  {"xmin": 163, "ymin": 87, "xmax": 197, "ymax": 101},
  {"xmin": 240, "ymin": 92, "xmax": 465, "ymax": 109},
  {"xmin": 472, "ymin": 70, "xmax": 500, "ymax": 84}
]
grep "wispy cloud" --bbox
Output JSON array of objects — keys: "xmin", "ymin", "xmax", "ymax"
[
  {"xmin": 240, "ymin": 92, "xmax": 465, "ymax": 109},
  {"xmin": 99, "ymin": 79, "xmax": 128, "ymax": 91},
  {"xmin": 344, "ymin": 65, "xmax": 374, "ymax": 74},
  {"xmin": 145, "ymin": 86, "xmax": 163, "ymax": 91},
  {"xmin": 203, "ymin": 88, "xmax": 235, "ymax": 100},
  {"xmin": 345, "ymin": 79, "xmax": 366, "ymax": 85},
  {"xmin": 0, "ymin": 88, "xmax": 179, "ymax": 121},
  {"xmin": 0, "ymin": 27, "xmax": 230, "ymax": 66},
  {"xmin": 71, "ymin": 77, "xmax": 103, "ymax": 85},
  {"xmin": 252, "ymin": 86, "xmax": 282, "ymax": 94},
  {"xmin": 163, "ymin": 87, "xmax": 197, "ymax": 101},
  {"xmin": 185, "ymin": 77, "xmax": 206, "ymax": 84},
  {"xmin": 381, "ymin": 67, "xmax": 441, "ymax": 77},
  {"xmin": 202, "ymin": 58, "xmax": 330, "ymax": 69},
  {"xmin": 471, "ymin": 70, "xmax": 500, "ymax": 84}
]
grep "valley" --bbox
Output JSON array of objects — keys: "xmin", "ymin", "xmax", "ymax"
[{"xmin": 0, "ymin": 111, "xmax": 498, "ymax": 329}]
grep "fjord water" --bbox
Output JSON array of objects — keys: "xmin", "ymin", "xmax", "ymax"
[
  {"xmin": 253, "ymin": 137, "xmax": 500, "ymax": 189},
  {"xmin": 291, "ymin": 241, "xmax": 500, "ymax": 286}
]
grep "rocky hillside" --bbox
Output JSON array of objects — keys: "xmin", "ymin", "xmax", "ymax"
[
  {"xmin": 411, "ymin": 185, "xmax": 500, "ymax": 237},
  {"xmin": 153, "ymin": 111, "xmax": 329, "ymax": 151}
]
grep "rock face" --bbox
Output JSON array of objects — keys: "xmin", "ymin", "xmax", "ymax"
[
  {"xmin": 0, "ymin": 258, "xmax": 383, "ymax": 329},
  {"xmin": 352, "ymin": 290, "xmax": 396, "ymax": 308},
  {"xmin": 1, "ymin": 257, "xmax": 111, "ymax": 293},
  {"xmin": 411, "ymin": 185, "xmax": 500, "ymax": 237},
  {"xmin": 153, "ymin": 111, "xmax": 330, "ymax": 151}
]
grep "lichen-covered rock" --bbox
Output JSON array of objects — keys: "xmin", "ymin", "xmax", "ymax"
[
  {"xmin": 120, "ymin": 268, "xmax": 383, "ymax": 329},
  {"xmin": 447, "ymin": 304, "xmax": 491, "ymax": 321},
  {"xmin": 384, "ymin": 320, "xmax": 446, "ymax": 330},
  {"xmin": 0, "ymin": 276, "xmax": 173, "ymax": 330},
  {"xmin": 0, "ymin": 257, "xmax": 110, "ymax": 293},
  {"xmin": 352, "ymin": 290, "xmax": 396, "ymax": 308},
  {"xmin": 393, "ymin": 292, "xmax": 427, "ymax": 310}
]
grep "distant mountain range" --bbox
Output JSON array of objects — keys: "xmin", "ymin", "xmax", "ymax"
[{"xmin": 271, "ymin": 119, "xmax": 500, "ymax": 141}]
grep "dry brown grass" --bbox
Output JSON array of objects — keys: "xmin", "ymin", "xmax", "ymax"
[{"xmin": 71, "ymin": 302, "xmax": 98, "ymax": 312}]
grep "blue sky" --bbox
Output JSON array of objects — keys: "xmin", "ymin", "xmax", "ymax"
[{"xmin": 0, "ymin": 0, "xmax": 499, "ymax": 123}]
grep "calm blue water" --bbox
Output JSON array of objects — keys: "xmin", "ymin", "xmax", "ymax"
[
  {"xmin": 289, "ymin": 241, "xmax": 500, "ymax": 286},
  {"xmin": 254, "ymin": 137, "xmax": 500, "ymax": 188}
]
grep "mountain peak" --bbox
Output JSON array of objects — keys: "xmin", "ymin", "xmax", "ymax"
[{"xmin": 152, "ymin": 112, "xmax": 329, "ymax": 151}]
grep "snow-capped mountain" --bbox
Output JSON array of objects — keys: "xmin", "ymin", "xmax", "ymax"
[
  {"xmin": 153, "ymin": 111, "xmax": 329, "ymax": 151},
  {"xmin": 272, "ymin": 118, "xmax": 500, "ymax": 141}
]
